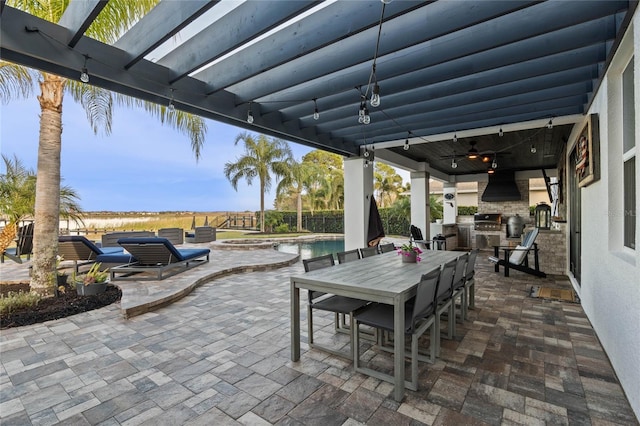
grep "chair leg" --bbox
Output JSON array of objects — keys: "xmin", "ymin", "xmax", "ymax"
[
  {"xmin": 307, "ymin": 305, "xmax": 314, "ymax": 345},
  {"xmin": 448, "ymin": 302, "xmax": 456, "ymax": 338}
]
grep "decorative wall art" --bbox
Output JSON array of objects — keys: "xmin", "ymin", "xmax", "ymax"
[{"xmin": 575, "ymin": 113, "xmax": 600, "ymax": 187}]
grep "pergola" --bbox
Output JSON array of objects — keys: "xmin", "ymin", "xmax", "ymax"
[{"xmin": 0, "ymin": 0, "xmax": 634, "ymax": 178}]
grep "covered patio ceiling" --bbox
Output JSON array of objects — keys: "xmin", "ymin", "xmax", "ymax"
[{"xmin": 1, "ymin": 0, "xmax": 635, "ymax": 178}]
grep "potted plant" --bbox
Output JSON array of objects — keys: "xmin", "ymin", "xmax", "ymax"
[
  {"xmin": 73, "ymin": 262, "xmax": 109, "ymax": 296},
  {"xmin": 397, "ymin": 241, "xmax": 423, "ymax": 263}
]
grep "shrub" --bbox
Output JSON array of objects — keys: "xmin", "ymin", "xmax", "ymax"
[
  {"xmin": 0, "ymin": 291, "xmax": 41, "ymax": 315},
  {"xmin": 274, "ymin": 223, "xmax": 290, "ymax": 233},
  {"xmin": 458, "ymin": 206, "xmax": 478, "ymax": 215}
]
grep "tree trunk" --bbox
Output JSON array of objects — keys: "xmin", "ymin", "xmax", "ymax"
[
  {"xmin": 31, "ymin": 73, "xmax": 64, "ymax": 295},
  {"xmin": 260, "ymin": 179, "xmax": 265, "ymax": 233},
  {"xmin": 296, "ymin": 191, "xmax": 302, "ymax": 232}
]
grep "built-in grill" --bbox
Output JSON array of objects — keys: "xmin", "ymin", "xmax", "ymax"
[{"xmin": 474, "ymin": 213, "xmax": 502, "ymax": 231}]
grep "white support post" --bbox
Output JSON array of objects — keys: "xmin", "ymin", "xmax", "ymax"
[
  {"xmin": 410, "ymin": 171, "xmax": 430, "ymax": 239},
  {"xmin": 344, "ymin": 157, "xmax": 374, "ymax": 251}
]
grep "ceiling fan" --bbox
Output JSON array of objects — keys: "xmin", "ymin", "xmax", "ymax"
[{"xmin": 441, "ymin": 141, "xmax": 511, "ymax": 162}]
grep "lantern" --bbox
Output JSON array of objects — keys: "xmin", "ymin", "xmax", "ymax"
[{"xmin": 535, "ymin": 202, "xmax": 551, "ymax": 230}]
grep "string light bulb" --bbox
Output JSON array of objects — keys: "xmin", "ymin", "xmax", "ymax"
[
  {"xmin": 363, "ymin": 106, "xmax": 371, "ymax": 124},
  {"xmin": 499, "ymin": 127, "xmax": 504, "ymax": 137},
  {"xmin": 403, "ymin": 138, "xmax": 409, "ymax": 151},
  {"xmin": 451, "ymin": 158, "xmax": 458, "ymax": 169},
  {"xmin": 313, "ymin": 99, "xmax": 319, "ymax": 120},
  {"xmin": 247, "ymin": 102, "xmax": 254, "ymax": 124},
  {"xmin": 168, "ymin": 89, "xmax": 175, "ymax": 112},
  {"xmin": 530, "ymin": 144, "xmax": 537, "ymax": 154},
  {"xmin": 370, "ymin": 83, "xmax": 381, "ymax": 107},
  {"xmin": 491, "ymin": 156, "xmax": 498, "ymax": 169},
  {"xmin": 453, "ymin": 133, "xmax": 458, "ymax": 143},
  {"xmin": 79, "ymin": 55, "xmax": 89, "ymax": 83},
  {"xmin": 358, "ymin": 101, "xmax": 365, "ymax": 123},
  {"xmin": 547, "ymin": 119, "xmax": 553, "ymax": 129}
]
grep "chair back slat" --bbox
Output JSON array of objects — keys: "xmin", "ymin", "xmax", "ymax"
[
  {"xmin": 465, "ymin": 249, "xmax": 479, "ymax": 280},
  {"xmin": 303, "ymin": 253, "xmax": 335, "ymax": 272},
  {"xmin": 337, "ymin": 249, "xmax": 360, "ymax": 264},
  {"xmin": 303, "ymin": 254, "xmax": 335, "ymax": 301},
  {"xmin": 16, "ymin": 222, "xmax": 34, "ymax": 256},
  {"xmin": 410, "ymin": 268, "xmax": 441, "ymax": 329},
  {"xmin": 359, "ymin": 246, "xmax": 378, "ymax": 258},
  {"xmin": 410, "ymin": 225, "xmax": 424, "ymax": 241},
  {"xmin": 522, "ymin": 228, "xmax": 539, "ymax": 248},
  {"xmin": 452, "ymin": 253, "xmax": 469, "ymax": 291},
  {"xmin": 58, "ymin": 236, "xmax": 101, "ymax": 261},
  {"xmin": 436, "ymin": 259, "xmax": 456, "ymax": 303},
  {"xmin": 378, "ymin": 243, "xmax": 395, "ymax": 253}
]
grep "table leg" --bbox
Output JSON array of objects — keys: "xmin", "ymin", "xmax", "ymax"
[
  {"xmin": 291, "ymin": 279, "xmax": 300, "ymax": 361},
  {"xmin": 393, "ymin": 297, "xmax": 405, "ymax": 402}
]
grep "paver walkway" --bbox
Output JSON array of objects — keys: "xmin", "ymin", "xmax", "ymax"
[{"xmin": 1, "ymin": 247, "xmax": 638, "ymax": 425}]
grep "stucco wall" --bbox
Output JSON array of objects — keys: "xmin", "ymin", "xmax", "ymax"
[{"xmin": 576, "ymin": 17, "xmax": 640, "ymax": 419}]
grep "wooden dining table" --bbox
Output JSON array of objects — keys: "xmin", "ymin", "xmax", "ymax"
[{"xmin": 290, "ymin": 249, "xmax": 462, "ymax": 402}]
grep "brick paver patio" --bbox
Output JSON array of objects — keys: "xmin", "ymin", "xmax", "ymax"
[{"xmin": 1, "ymin": 246, "xmax": 637, "ymax": 425}]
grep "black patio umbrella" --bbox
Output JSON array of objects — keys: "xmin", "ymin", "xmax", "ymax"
[{"xmin": 367, "ymin": 196, "xmax": 385, "ymax": 247}]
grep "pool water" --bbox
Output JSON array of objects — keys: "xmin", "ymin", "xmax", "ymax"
[{"xmin": 275, "ymin": 239, "xmax": 345, "ymax": 260}]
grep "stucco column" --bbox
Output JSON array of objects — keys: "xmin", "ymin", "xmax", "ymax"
[
  {"xmin": 410, "ymin": 171, "xmax": 430, "ymax": 239},
  {"xmin": 443, "ymin": 182, "xmax": 457, "ymax": 224},
  {"xmin": 344, "ymin": 157, "xmax": 374, "ymax": 250}
]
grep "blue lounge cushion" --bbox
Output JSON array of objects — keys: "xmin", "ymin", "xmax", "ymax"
[{"xmin": 117, "ymin": 237, "xmax": 210, "ymax": 264}]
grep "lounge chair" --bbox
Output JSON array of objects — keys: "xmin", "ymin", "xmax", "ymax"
[
  {"xmin": 110, "ymin": 237, "xmax": 210, "ymax": 281},
  {"xmin": 58, "ymin": 236, "xmax": 134, "ymax": 273},
  {"xmin": 410, "ymin": 225, "xmax": 433, "ymax": 250},
  {"xmin": 157, "ymin": 227, "xmax": 184, "ymax": 245},
  {"xmin": 488, "ymin": 228, "xmax": 546, "ymax": 278},
  {"xmin": 1, "ymin": 222, "xmax": 34, "ymax": 264},
  {"xmin": 184, "ymin": 226, "xmax": 216, "ymax": 243},
  {"xmin": 101, "ymin": 231, "xmax": 155, "ymax": 248}
]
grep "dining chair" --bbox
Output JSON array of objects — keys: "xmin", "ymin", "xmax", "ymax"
[
  {"xmin": 378, "ymin": 243, "xmax": 396, "ymax": 253},
  {"xmin": 353, "ymin": 267, "xmax": 441, "ymax": 391},
  {"xmin": 451, "ymin": 253, "xmax": 469, "ymax": 327},
  {"xmin": 303, "ymin": 254, "xmax": 369, "ymax": 359},
  {"xmin": 463, "ymin": 249, "xmax": 479, "ymax": 318},
  {"xmin": 434, "ymin": 258, "xmax": 457, "ymax": 357},
  {"xmin": 359, "ymin": 246, "xmax": 379, "ymax": 258},
  {"xmin": 337, "ymin": 249, "xmax": 361, "ymax": 264}
]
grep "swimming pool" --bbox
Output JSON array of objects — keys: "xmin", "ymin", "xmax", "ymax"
[{"xmin": 274, "ymin": 239, "xmax": 344, "ymax": 260}]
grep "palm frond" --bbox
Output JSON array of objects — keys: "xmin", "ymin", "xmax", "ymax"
[{"xmin": 0, "ymin": 61, "xmax": 35, "ymax": 103}]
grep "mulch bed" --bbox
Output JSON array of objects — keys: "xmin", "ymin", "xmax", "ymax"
[{"xmin": 0, "ymin": 282, "xmax": 121, "ymax": 329}]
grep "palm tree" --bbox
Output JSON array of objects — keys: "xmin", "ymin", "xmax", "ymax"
[
  {"xmin": 224, "ymin": 133, "xmax": 292, "ymax": 233},
  {"xmin": 1, "ymin": 0, "xmax": 207, "ymax": 295},
  {"xmin": 276, "ymin": 160, "xmax": 313, "ymax": 232},
  {"xmin": 374, "ymin": 163, "xmax": 403, "ymax": 207},
  {"xmin": 0, "ymin": 154, "xmax": 83, "ymax": 253}
]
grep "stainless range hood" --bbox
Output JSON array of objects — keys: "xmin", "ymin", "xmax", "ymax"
[{"xmin": 481, "ymin": 171, "xmax": 521, "ymax": 202}]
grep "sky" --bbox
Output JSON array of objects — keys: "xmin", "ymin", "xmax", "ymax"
[{"xmin": 0, "ymin": 96, "xmax": 317, "ymax": 212}]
